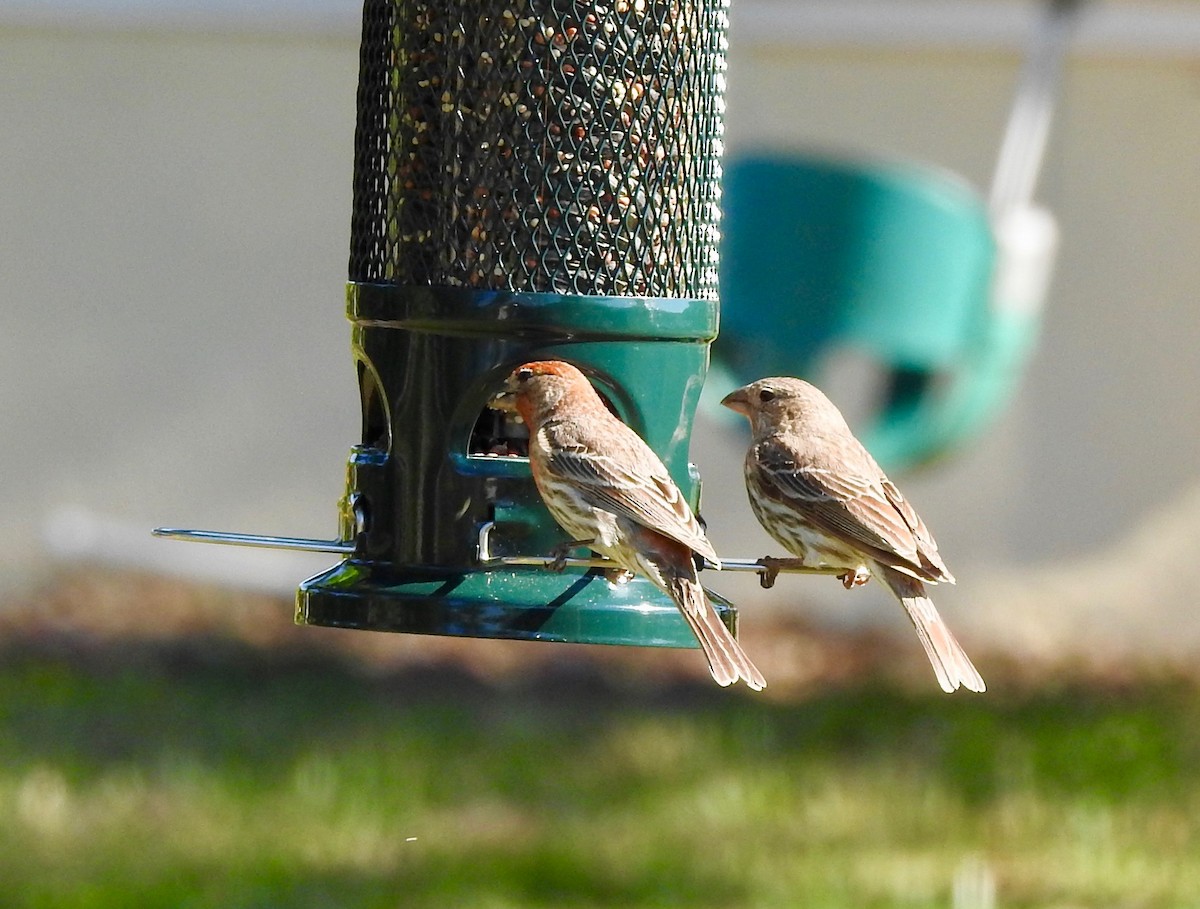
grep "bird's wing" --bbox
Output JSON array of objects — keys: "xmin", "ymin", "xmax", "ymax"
[
  {"xmin": 539, "ymin": 421, "xmax": 719, "ymax": 563},
  {"xmin": 753, "ymin": 439, "xmax": 930, "ymax": 573},
  {"xmin": 880, "ymin": 478, "xmax": 953, "ymax": 582}
]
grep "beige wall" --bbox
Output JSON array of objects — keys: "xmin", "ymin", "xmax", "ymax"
[
  {"xmin": 0, "ymin": 26, "xmax": 360, "ymax": 586},
  {"xmin": 2, "ymin": 17, "xmax": 1198, "ymax": 659},
  {"xmin": 721, "ymin": 38, "xmax": 1200, "ymax": 554},
  {"xmin": 704, "ymin": 35, "xmax": 1200, "ymax": 657}
]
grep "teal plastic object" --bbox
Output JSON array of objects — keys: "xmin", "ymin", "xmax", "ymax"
[
  {"xmin": 301, "ymin": 562, "xmax": 737, "ymax": 647},
  {"xmin": 715, "ymin": 153, "xmax": 1037, "ymax": 469},
  {"xmin": 297, "ymin": 284, "xmax": 733, "ymax": 647}
]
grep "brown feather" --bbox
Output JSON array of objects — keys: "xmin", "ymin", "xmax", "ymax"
[
  {"xmin": 536, "ymin": 403, "xmax": 719, "ymax": 565},
  {"xmin": 879, "ymin": 567, "xmax": 984, "ymax": 692}
]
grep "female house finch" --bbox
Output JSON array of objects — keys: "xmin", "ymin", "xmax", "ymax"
[
  {"xmin": 493, "ymin": 360, "xmax": 766, "ymax": 691},
  {"xmin": 721, "ymin": 377, "xmax": 984, "ymax": 693}
]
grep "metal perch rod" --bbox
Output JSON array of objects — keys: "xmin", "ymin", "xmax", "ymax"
[
  {"xmin": 153, "ymin": 521, "xmax": 845, "ymax": 587},
  {"xmin": 475, "ymin": 521, "xmax": 844, "ymax": 585},
  {"xmin": 151, "ymin": 528, "xmax": 355, "ymax": 554}
]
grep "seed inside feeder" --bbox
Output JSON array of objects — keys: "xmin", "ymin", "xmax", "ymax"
[{"xmin": 348, "ymin": 0, "xmax": 727, "ymax": 300}]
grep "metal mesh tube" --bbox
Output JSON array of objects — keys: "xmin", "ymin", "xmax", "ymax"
[{"xmin": 349, "ymin": 0, "xmax": 729, "ymax": 298}]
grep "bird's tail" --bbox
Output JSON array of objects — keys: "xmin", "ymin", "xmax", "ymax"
[
  {"xmin": 879, "ymin": 566, "xmax": 985, "ymax": 693},
  {"xmin": 667, "ymin": 574, "xmax": 767, "ymax": 691}
]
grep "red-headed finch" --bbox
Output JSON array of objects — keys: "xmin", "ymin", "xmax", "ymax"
[
  {"xmin": 721, "ymin": 377, "xmax": 984, "ymax": 693},
  {"xmin": 492, "ymin": 360, "xmax": 766, "ymax": 691}
]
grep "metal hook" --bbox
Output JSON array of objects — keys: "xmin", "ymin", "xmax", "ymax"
[{"xmin": 476, "ymin": 520, "xmax": 612, "ymax": 569}]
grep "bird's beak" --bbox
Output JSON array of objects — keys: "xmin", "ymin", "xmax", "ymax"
[
  {"xmin": 488, "ymin": 388, "xmax": 517, "ymax": 413},
  {"xmin": 489, "ymin": 371, "xmax": 524, "ymax": 413},
  {"xmin": 720, "ymin": 387, "xmax": 751, "ymax": 418}
]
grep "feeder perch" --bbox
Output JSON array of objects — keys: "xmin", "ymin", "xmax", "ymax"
[{"xmin": 158, "ymin": 0, "xmax": 810, "ymax": 649}]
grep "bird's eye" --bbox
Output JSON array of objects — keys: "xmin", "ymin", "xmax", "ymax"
[
  {"xmin": 516, "ymin": 367, "xmax": 533, "ymax": 382},
  {"xmin": 758, "ymin": 388, "xmax": 775, "ymax": 403}
]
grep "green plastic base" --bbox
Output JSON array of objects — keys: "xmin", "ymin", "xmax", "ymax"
[{"xmin": 296, "ymin": 560, "xmax": 734, "ymax": 648}]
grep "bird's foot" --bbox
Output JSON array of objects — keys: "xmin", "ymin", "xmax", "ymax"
[
  {"xmin": 837, "ymin": 567, "xmax": 872, "ymax": 589},
  {"xmin": 546, "ymin": 539, "xmax": 595, "ymax": 572},
  {"xmin": 603, "ymin": 567, "xmax": 635, "ymax": 586},
  {"xmin": 756, "ymin": 556, "xmax": 809, "ymax": 589}
]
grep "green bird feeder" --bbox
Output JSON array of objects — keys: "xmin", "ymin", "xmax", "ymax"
[{"xmin": 159, "ymin": 0, "xmax": 743, "ymax": 648}]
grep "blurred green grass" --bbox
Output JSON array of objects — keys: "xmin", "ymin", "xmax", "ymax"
[{"xmin": 2, "ymin": 638, "xmax": 1199, "ymax": 908}]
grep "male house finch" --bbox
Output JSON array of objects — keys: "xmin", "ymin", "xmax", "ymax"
[
  {"xmin": 721, "ymin": 377, "xmax": 984, "ymax": 693},
  {"xmin": 492, "ymin": 360, "xmax": 766, "ymax": 691}
]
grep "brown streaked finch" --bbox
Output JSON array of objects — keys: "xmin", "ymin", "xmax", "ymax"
[
  {"xmin": 491, "ymin": 360, "xmax": 766, "ymax": 691},
  {"xmin": 721, "ymin": 377, "xmax": 984, "ymax": 693}
]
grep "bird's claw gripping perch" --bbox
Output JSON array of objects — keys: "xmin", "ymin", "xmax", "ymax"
[
  {"xmin": 755, "ymin": 556, "xmax": 810, "ymax": 589},
  {"xmin": 838, "ymin": 567, "xmax": 872, "ymax": 589},
  {"xmin": 751, "ymin": 556, "xmax": 862, "ymax": 588},
  {"xmin": 547, "ymin": 539, "xmax": 595, "ymax": 572}
]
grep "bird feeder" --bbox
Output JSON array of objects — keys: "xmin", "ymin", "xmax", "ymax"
[{"xmin": 160, "ymin": 0, "xmax": 747, "ymax": 647}]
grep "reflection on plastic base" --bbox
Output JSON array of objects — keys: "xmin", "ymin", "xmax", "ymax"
[{"xmin": 296, "ymin": 559, "xmax": 736, "ymax": 649}]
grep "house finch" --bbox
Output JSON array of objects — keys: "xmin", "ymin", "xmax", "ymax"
[
  {"xmin": 492, "ymin": 360, "xmax": 766, "ymax": 691},
  {"xmin": 721, "ymin": 377, "xmax": 984, "ymax": 693}
]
